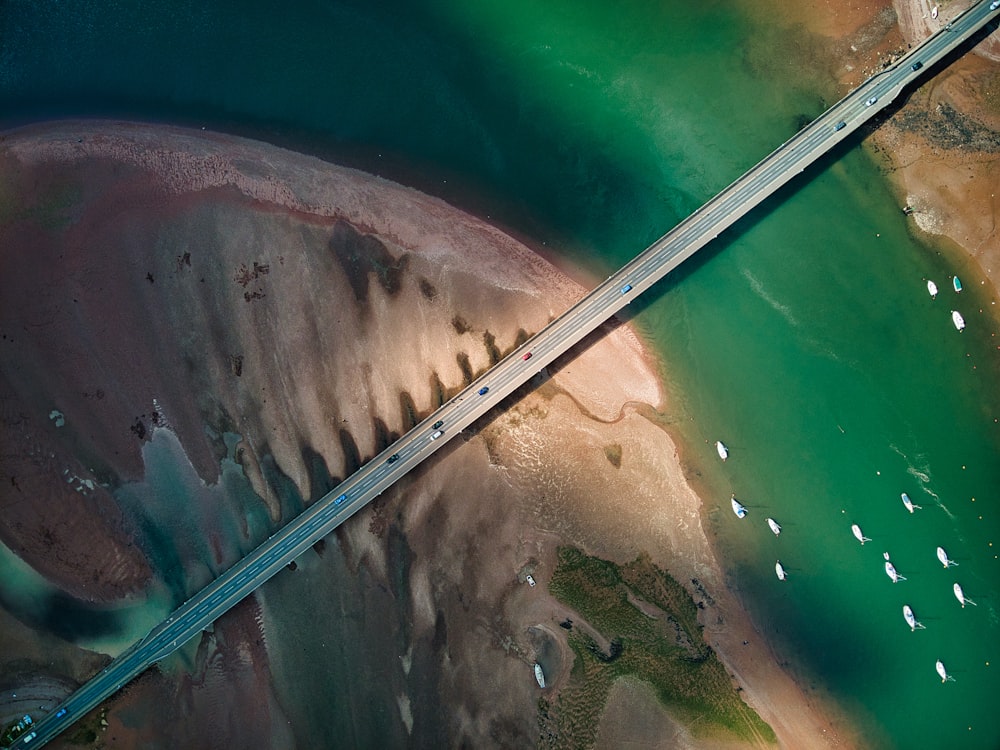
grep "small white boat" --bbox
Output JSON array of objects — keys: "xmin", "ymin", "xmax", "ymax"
[
  {"xmin": 927, "ymin": 279, "xmax": 938, "ymax": 298},
  {"xmin": 534, "ymin": 662, "xmax": 546, "ymax": 689},
  {"xmin": 731, "ymin": 495, "xmax": 747, "ymax": 519},
  {"xmin": 716, "ymin": 440, "xmax": 729, "ymax": 461},
  {"xmin": 851, "ymin": 523, "xmax": 871, "ymax": 545},
  {"xmin": 931, "ymin": 5, "xmax": 939, "ymax": 19},
  {"xmin": 936, "ymin": 660, "xmax": 953, "ymax": 683},
  {"xmin": 903, "ymin": 605, "xmax": 924, "ymax": 631},
  {"xmin": 885, "ymin": 561, "xmax": 904, "ymax": 582},
  {"xmin": 936, "ymin": 546, "xmax": 957, "ymax": 568},
  {"xmin": 775, "ymin": 560, "xmax": 786, "ymax": 581},
  {"xmin": 953, "ymin": 275, "xmax": 962, "ymax": 293},
  {"xmin": 884, "ymin": 553, "xmax": 906, "ymax": 583},
  {"xmin": 951, "ymin": 310, "xmax": 965, "ymax": 331},
  {"xmin": 767, "ymin": 517, "xmax": 781, "ymax": 536},
  {"xmin": 901, "ymin": 493, "xmax": 921, "ymax": 513},
  {"xmin": 953, "ymin": 582, "xmax": 976, "ymax": 608}
]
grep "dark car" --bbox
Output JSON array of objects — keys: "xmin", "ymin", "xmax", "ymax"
[
  {"xmin": 834, "ymin": 121, "xmax": 847, "ymax": 131},
  {"xmin": 911, "ymin": 61, "xmax": 923, "ymax": 71},
  {"xmin": 386, "ymin": 453, "xmax": 400, "ymax": 464},
  {"xmin": 478, "ymin": 386, "xmax": 489, "ymax": 395},
  {"xmin": 432, "ymin": 420, "xmax": 444, "ymax": 429}
]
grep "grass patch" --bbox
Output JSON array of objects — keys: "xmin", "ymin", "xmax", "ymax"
[{"xmin": 543, "ymin": 547, "xmax": 776, "ymax": 748}]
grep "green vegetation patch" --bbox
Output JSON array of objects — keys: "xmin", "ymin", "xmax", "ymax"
[
  {"xmin": 602, "ymin": 443, "xmax": 622, "ymax": 468},
  {"xmin": 542, "ymin": 547, "xmax": 776, "ymax": 748}
]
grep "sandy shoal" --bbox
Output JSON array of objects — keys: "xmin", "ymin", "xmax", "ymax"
[{"xmin": 0, "ymin": 119, "xmax": 862, "ymax": 747}]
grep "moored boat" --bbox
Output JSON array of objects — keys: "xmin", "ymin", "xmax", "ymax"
[
  {"xmin": 903, "ymin": 605, "xmax": 924, "ymax": 631},
  {"xmin": 884, "ymin": 553, "xmax": 906, "ymax": 583},
  {"xmin": 775, "ymin": 560, "xmax": 786, "ymax": 581},
  {"xmin": 952, "ymin": 275, "xmax": 962, "ymax": 293},
  {"xmin": 927, "ymin": 279, "xmax": 938, "ymax": 298},
  {"xmin": 731, "ymin": 495, "xmax": 747, "ymax": 519},
  {"xmin": 767, "ymin": 517, "xmax": 781, "ymax": 536},
  {"xmin": 951, "ymin": 310, "xmax": 965, "ymax": 331},
  {"xmin": 851, "ymin": 523, "xmax": 871, "ymax": 545},
  {"xmin": 534, "ymin": 662, "xmax": 546, "ymax": 689},
  {"xmin": 716, "ymin": 440, "xmax": 729, "ymax": 461},
  {"xmin": 936, "ymin": 546, "xmax": 957, "ymax": 568},
  {"xmin": 901, "ymin": 493, "xmax": 921, "ymax": 513},
  {"xmin": 953, "ymin": 582, "xmax": 976, "ymax": 608},
  {"xmin": 936, "ymin": 660, "xmax": 952, "ymax": 683}
]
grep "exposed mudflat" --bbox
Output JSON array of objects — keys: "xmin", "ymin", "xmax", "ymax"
[{"xmin": 0, "ymin": 121, "xmax": 855, "ymax": 747}]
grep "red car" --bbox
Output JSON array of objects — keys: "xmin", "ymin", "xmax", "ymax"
[{"xmin": 522, "ymin": 352, "xmax": 532, "ymax": 361}]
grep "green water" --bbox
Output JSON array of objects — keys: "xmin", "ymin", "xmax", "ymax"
[{"xmin": 2, "ymin": 1, "xmax": 999, "ymax": 746}]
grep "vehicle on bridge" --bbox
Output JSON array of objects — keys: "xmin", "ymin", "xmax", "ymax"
[
  {"xmin": 911, "ymin": 61, "xmax": 923, "ymax": 71},
  {"xmin": 334, "ymin": 494, "xmax": 347, "ymax": 505},
  {"xmin": 431, "ymin": 430, "xmax": 443, "ymax": 440},
  {"xmin": 386, "ymin": 454, "xmax": 400, "ymax": 464},
  {"xmin": 865, "ymin": 96, "xmax": 878, "ymax": 106},
  {"xmin": 432, "ymin": 420, "xmax": 444, "ymax": 429},
  {"xmin": 522, "ymin": 352, "xmax": 532, "ymax": 360},
  {"xmin": 478, "ymin": 386, "xmax": 489, "ymax": 395},
  {"xmin": 834, "ymin": 121, "xmax": 846, "ymax": 131},
  {"xmin": 620, "ymin": 283, "xmax": 632, "ymax": 294}
]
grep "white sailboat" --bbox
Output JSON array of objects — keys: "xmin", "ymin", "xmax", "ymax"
[
  {"xmin": 902, "ymin": 605, "xmax": 925, "ymax": 631},
  {"xmin": 953, "ymin": 582, "xmax": 977, "ymax": 608},
  {"xmin": 767, "ymin": 517, "xmax": 781, "ymax": 536},
  {"xmin": 851, "ymin": 523, "xmax": 871, "ymax": 545},
  {"xmin": 951, "ymin": 310, "xmax": 965, "ymax": 331},
  {"xmin": 936, "ymin": 546, "xmax": 957, "ymax": 568},
  {"xmin": 901, "ymin": 493, "xmax": 921, "ymax": 513},
  {"xmin": 731, "ymin": 495, "xmax": 747, "ymax": 519},
  {"xmin": 884, "ymin": 552, "xmax": 906, "ymax": 583},
  {"xmin": 936, "ymin": 660, "xmax": 954, "ymax": 683},
  {"xmin": 927, "ymin": 279, "xmax": 938, "ymax": 298},
  {"xmin": 775, "ymin": 560, "xmax": 786, "ymax": 581},
  {"xmin": 716, "ymin": 440, "xmax": 729, "ymax": 461}
]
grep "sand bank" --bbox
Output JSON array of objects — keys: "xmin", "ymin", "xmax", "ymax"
[{"xmin": 0, "ymin": 120, "xmax": 859, "ymax": 746}]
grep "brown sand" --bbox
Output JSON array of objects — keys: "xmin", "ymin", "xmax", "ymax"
[{"xmin": 0, "ymin": 120, "xmax": 858, "ymax": 747}]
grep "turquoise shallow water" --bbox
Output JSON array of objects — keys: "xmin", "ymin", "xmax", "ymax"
[{"xmin": 2, "ymin": 1, "xmax": 999, "ymax": 746}]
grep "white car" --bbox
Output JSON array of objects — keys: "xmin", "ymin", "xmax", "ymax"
[
  {"xmin": 525, "ymin": 575, "xmax": 536, "ymax": 587},
  {"xmin": 865, "ymin": 96, "xmax": 878, "ymax": 106},
  {"xmin": 991, "ymin": 0, "xmax": 1000, "ymax": 11}
]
